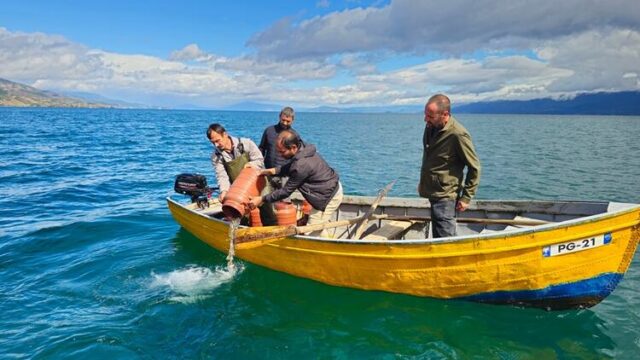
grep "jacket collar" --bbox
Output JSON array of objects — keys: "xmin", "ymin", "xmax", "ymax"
[{"xmin": 441, "ymin": 115, "xmax": 456, "ymax": 133}]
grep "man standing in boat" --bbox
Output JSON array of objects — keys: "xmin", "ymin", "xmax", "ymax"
[
  {"xmin": 248, "ymin": 130, "xmax": 343, "ymax": 237},
  {"xmin": 207, "ymin": 123, "xmax": 277, "ymax": 225},
  {"xmin": 208, "ymin": 123, "xmax": 264, "ymax": 202},
  {"xmin": 258, "ymin": 106, "xmax": 301, "ymax": 189},
  {"xmin": 419, "ymin": 94, "xmax": 481, "ymax": 238}
]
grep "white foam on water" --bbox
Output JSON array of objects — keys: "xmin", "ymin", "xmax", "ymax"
[{"xmin": 150, "ymin": 264, "xmax": 243, "ymax": 303}]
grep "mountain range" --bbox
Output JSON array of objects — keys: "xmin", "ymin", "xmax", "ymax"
[
  {"xmin": 0, "ymin": 78, "xmax": 112, "ymax": 108},
  {"xmin": 1, "ymin": 77, "xmax": 639, "ymax": 115},
  {"xmin": 454, "ymin": 91, "xmax": 640, "ymax": 115}
]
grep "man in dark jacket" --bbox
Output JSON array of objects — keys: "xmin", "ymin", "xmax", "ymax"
[
  {"xmin": 249, "ymin": 130, "xmax": 343, "ymax": 237},
  {"xmin": 258, "ymin": 106, "xmax": 301, "ymax": 189}
]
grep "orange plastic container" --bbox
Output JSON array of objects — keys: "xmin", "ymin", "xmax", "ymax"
[
  {"xmin": 275, "ymin": 201, "xmax": 297, "ymax": 226},
  {"xmin": 222, "ymin": 167, "xmax": 266, "ymax": 219},
  {"xmin": 249, "ymin": 208, "xmax": 262, "ymax": 227}
]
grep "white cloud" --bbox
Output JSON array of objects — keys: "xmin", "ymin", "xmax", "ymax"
[
  {"xmin": 167, "ymin": 44, "xmax": 338, "ymax": 81},
  {"xmin": 215, "ymin": 55, "xmax": 337, "ymax": 81},
  {"xmin": 339, "ymin": 53, "xmax": 378, "ymax": 75},
  {"xmin": 1, "ymin": 17, "xmax": 639, "ymax": 108},
  {"xmin": 316, "ymin": 0, "xmax": 330, "ymax": 9},
  {"xmin": 248, "ymin": 0, "xmax": 640, "ymax": 59},
  {"xmin": 0, "ymin": 27, "xmax": 107, "ymax": 82},
  {"xmin": 0, "ymin": 29, "xmax": 336, "ymax": 106},
  {"xmin": 169, "ymin": 43, "xmax": 213, "ymax": 62},
  {"xmin": 537, "ymin": 29, "xmax": 640, "ymax": 93}
]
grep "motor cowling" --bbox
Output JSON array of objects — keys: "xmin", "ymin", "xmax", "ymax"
[{"xmin": 174, "ymin": 173, "xmax": 211, "ymax": 208}]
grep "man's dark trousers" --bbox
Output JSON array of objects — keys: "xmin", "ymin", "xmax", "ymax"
[{"xmin": 430, "ymin": 198, "xmax": 457, "ymax": 238}]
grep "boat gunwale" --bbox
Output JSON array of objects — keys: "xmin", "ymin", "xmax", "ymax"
[{"xmin": 166, "ymin": 196, "xmax": 640, "ymax": 246}]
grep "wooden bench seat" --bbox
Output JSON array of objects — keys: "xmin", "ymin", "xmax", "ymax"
[{"xmin": 362, "ymin": 220, "xmax": 415, "ymax": 240}]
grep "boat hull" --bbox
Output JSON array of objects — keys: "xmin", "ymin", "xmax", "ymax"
[{"xmin": 167, "ymin": 197, "xmax": 640, "ymax": 309}]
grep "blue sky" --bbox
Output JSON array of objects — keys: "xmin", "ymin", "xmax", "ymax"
[
  {"xmin": 1, "ymin": 0, "xmax": 638, "ymax": 108},
  {"xmin": 1, "ymin": 1, "xmax": 374, "ymax": 56}
]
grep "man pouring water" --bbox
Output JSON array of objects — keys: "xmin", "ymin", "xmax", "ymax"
[{"xmin": 248, "ymin": 130, "xmax": 343, "ymax": 237}]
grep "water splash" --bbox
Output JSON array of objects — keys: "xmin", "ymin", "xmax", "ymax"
[
  {"xmin": 227, "ymin": 218, "xmax": 241, "ymax": 271},
  {"xmin": 150, "ymin": 264, "xmax": 243, "ymax": 303}
]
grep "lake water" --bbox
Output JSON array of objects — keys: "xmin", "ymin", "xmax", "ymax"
[{"xmin": 1, "ymin": 108, "xmax": 639, "ymax": 358}]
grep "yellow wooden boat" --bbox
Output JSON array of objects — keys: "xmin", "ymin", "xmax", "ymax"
[{"xmin": 167, "ymin": 195, "xmax": 640, "ymax": 309}]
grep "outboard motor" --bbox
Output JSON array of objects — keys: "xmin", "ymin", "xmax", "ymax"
[{"xmin": 174, "ymin": 173, "xmax": 215, "ymax": 209}]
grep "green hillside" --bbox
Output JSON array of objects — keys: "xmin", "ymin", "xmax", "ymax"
[{"xmin": 0, "ymin": 78, "xmax": 111, "ymax": 108}]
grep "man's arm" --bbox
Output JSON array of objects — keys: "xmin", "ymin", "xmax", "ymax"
[
  {"xmin": 258, "ymin": 128, "xmax": 268, "ymax": 156},
  {"xmin": 457, "ymin": 132, "xmax": 481, "ymax": 204},
  {"xmin": 211, "ymin": 153, "xmax": 231, "ymax": 200},
  {"xmin": 263, "ymin": 167, "xmax": 307, "ymax": 204},
  {"xmin": 242, "ymin": 138, "xmax": 265, "ymax": 169},
  {"xmin": 273, "ymin": 159, "xmax": 293, "ymax": 178}
]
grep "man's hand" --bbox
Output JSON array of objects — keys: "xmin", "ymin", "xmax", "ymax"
[
  {"xmin": 248, "ymin": 196, "xmax": 264, "ymax": 209},
  {"xmin": 456, "ymin": 200, "xmax": 470, "ymax": 212},
  {"xmin": 218, "ymin": 190, "xmax": 228, "ymax": 202},
  {"xmin": 262, "ymin": 168, "xmax": 276, "ymax": 176}
]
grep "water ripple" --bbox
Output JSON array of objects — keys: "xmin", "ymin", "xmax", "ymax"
[{"xmin": 1, "ymin": 108, "xmax": 639, "ymax": 358}]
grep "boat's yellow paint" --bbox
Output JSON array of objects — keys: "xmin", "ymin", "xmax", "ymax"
[{"xmin": 168, "ymin": 198, "xmax": 640, "ymax": 299}]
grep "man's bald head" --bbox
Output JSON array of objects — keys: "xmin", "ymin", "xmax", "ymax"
[
  {"xmin": 277, "ymin": 130, "xmax": 302, "ymax": 150},
  {"xmin": 426, "ymin": 94, "xmax": 451, "ymax": 113}
]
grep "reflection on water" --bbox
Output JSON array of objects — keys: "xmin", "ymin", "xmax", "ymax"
[{"xmin": 227, "ymin": 265, "xmax": 616, "ymax": 358}]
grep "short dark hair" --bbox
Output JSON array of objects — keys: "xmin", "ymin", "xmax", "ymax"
[
  {"xmin": 279, "ymin": 106, "xmax": 295, "ymax": 120},
  {"xmin": 206, "ymin": 123, "xmax": 226, "ymax": 139},
  {"xmin": 427, "ymin": 94, "xmax": 451, "ymax": 113},
  {"xmin": 278, "ymin": 130, "xmax": 301, "ymax": 150}
]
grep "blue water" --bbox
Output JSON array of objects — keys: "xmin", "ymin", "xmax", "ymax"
[{"xmin": 1, "ymin": 108, "xmax": 639, "ymax": 358}]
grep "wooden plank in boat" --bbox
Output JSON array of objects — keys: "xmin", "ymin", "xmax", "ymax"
[
  {"xmin": 406, "ymin": 207, "xmax": 430, "ymax": 218},
  {"xmin": 362, "ymin": 220, "xmax": 415, "ymax": 241},
  {"xmin": 339, "ymin": 196, "xmax": 610, "ymax": 216}
]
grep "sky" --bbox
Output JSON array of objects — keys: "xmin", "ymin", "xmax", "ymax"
[{"xmin": 1, "ymin": 0, "xmax": 639, "ymax": 109}]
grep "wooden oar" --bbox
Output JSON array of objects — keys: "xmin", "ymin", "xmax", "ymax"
[
  {"xmin": 235, "ymin": 213, "xmax": 372, "ymax": 250},
  {"xmin": 350, "ymin": 180, "xmax": 396, "ymax": 239},
  {"xmin": 234, "ymin": 213, "xmax": 549, "ymax": 250}
]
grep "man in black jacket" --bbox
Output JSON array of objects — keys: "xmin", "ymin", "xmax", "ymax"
[
  {"xmin": 249, "ymin": 130, "xmax": 343, "ymax": 237},
  {"xmin": 258, "ymin": 106, "xmax": 301, "ymax": 189}
]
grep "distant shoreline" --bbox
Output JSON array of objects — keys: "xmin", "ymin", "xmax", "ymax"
[
  {"xmin": 2, "ymin": 77, "xmax": 639, "ymax": 115},
  {"xmin": 2, "ymin": 106, "xmax": 640, "ymax": 117}
]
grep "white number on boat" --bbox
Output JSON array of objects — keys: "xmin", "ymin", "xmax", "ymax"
[{"xmin": 543, "ymin": 233, "xmax": 612, "ymax": 257}]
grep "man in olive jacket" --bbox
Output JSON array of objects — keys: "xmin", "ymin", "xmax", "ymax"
[{"xmin": 419, "ymin": 94, "xmax": 481, "ymax": 238}]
